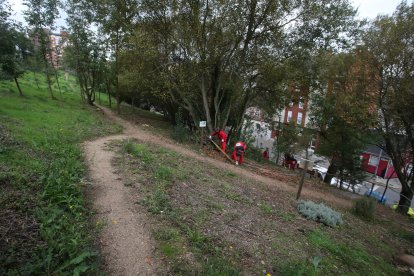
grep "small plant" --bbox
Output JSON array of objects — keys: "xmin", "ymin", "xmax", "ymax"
[
  {"xmin": 259, "ymin": 201, "xmax": 273, "ymax": 214},
  {"xmin": 143, "ymin": 186, "xmax": 171, "ymax": 214},
  {"xmin": 281, "ymin": 212, "xmax": 296, "ymax": 222},
  {"xmin": 311, "ymin": 255, "xmax": 322, "ymax": 270},
  {"xmin": 122, "ymin": 140, "xmax": 154, "ymax": 163},
  {"xmin": 352, "ymin": 197, "xmax": 376, "ymax": 221},
  {"xmin": 154, "ymin": 165, "xmax": 173, "ymax": 182},
  {"xmin": 154, "ymin": 227, "xmax": 180, "ymax": 242},
  {"xmin": 297, "ymin": 200, "xmax": 343, "ymax": 227}
]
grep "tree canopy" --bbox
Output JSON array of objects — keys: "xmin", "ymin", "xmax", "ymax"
[{"xmin": 364, "ymin": 1, "xmax": 414, "ymax": 214}]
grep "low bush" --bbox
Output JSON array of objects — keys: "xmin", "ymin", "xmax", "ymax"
[
  {"xmin": 297, "ymin": 200, "xmax": 343, "ymax": 227},
  {"xmin": 352, "ymin": 197, "xmax": 376, "ymax": 221},
  {"xmin": 171, "ymin": 124, "xmax": 190, "ymax": 143}
]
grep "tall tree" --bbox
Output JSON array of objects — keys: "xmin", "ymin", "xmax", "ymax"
[
  {"xmin": 137, "ymin": 0, "xmax": 359, "ymax": 135},
  {"xmin": 65, "ymin": 0, "xmax": 105, "ymax": 105},
  {"xmin": 90, "ymin": 0, "xmax": 140, "ymax": 114},
  {"xmin": 310, "ymin": 50, "xmax": 378, "ymax": 186},
  {"xmin": 0, "ymin": 0, "xmax": 28, "ymax": 96},
  {"xmin": 364, "ymin": 2, "xmax": 414, "ymax": 215},
  {"xmin": 24, "ymin": 0, "xmax": 60, "ymax": 99}
]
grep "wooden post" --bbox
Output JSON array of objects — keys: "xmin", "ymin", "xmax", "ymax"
[
  {"xmin": 201, "ymin": 127, "xmax": 204, "ymax": 148},
  {"xmin": 296, "ymin": 148, "xmax": 309, "ymax": 200},
  {"xmin": 199, "ymin": 121, "xmax": 206, "ymax": 148}
]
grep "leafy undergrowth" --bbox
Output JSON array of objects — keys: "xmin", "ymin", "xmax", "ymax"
[
  {"xmin": 0, "ymin": 72, "xmax": 121, "ymax": 274},
  {"xmin": 114, "ymin": 139, "xmax": 409, "ymax": 275}
]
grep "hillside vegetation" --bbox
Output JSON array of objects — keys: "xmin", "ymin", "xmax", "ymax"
[{"xmin": 0, "ymin": 72, "xmax": 121, "ymax": 274}]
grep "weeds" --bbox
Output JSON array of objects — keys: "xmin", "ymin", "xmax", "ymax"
[
  {"xmin": 259, "ymin": 201, "xmax": 274, "ymax": 215},
  {"xmin": 308, "ymin": 230, "xmax": 396, "ymax": 274},
  {"xmin": 0, "ymin": 72, "xmax": 120, "ymax": 274},
  {"xmin": 352, "ymin": 197, "xmax": 376, "ymax": 221}
]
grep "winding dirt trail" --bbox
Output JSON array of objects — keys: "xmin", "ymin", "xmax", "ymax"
[{"xmin": 83, "ymin": 106, "xmax": 354, "ymax": 274}]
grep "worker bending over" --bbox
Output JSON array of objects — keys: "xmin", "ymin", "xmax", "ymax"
[
  {"xmin": 210, "ymin": 128, "xmax": 228, "ymax": 152},
  {"xmin": 232, "ymin": 141, "xmax": 247, "ymax": 165}
]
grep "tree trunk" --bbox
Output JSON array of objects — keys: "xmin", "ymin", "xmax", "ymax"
[
  {"xmin": 14, "ymin": 77, "xmax": 23, "ymax": 97},
  {"xmin": 106, "ymin": 80, "xmax": 112, "ymax": 108},
  {"xmin": 397, "ymin": 187, "xmax": 413, "ymax": 215},
  {"xmin": 33, "ymin": 71, "xmax": 40, "ymax": 89},
  {"xmin": 44, "ymin": 58, "xmax": 55, "ymax": 100},
  {"xmin": 324, "ymin": 162, "xmax": 338, "ymax": 184},
  {"xmin": 54, "ymin": 69, "xmax": 62, "ymax": 97},
  {"xmin": 115, "ymin": 32, "xmax": 121, "ymax": 114},
  {"xmin": 201, "ymin": 75, "xmax": 213, "ymax": 132}
]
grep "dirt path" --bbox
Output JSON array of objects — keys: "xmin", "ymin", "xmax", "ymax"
[
  {"xmin": 99, "ymin": 106, "xmax": 353, "ymax": 208},
  {"xmin": 83, "ymin": 106, "xmax": 355, "ymax": 274},
  {"xmin": 84, "ymin": 135, "xmax": 158, "ymax": 275}
]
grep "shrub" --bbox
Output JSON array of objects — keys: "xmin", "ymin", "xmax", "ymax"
[
  {"xmin": 171, "ymin": 124, "xmax": 190, "ymax": 143},
  {"xmin": 298, "ymin": 200, "xmax": 343, "ymax": 227},
  {"xmin": 352, "ymin": 197, "xmax": 376, "ymax": 221},
  {"xmin": 171, "ymin": 108, "xmax": 191, "ymax": 143}
]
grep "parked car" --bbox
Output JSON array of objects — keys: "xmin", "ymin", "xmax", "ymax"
[{"xmin": 312, "ymin": 164, "xmax": 362, "ymax": 193}]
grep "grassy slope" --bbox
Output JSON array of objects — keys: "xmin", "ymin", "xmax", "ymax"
[
  {"xmin": 0, "ymin": 72, "xmax": 121, "ymax": 274},
  {"xmin": 114, "ymin": 138, "xmax": 412, "ymax": 275}
]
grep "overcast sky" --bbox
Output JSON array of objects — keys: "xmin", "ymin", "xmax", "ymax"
[{"xmin": 9, "ymin": 0, "xmax": 408, "ymax": 30}]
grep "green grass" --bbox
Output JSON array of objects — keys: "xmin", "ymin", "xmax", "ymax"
[
  {"xmin": 0, "ymin": 71, "xmax": 121, "ymax": 274},
  {"xmin": 279, "ymin": 230, "xmax": 398, "ymax": 275},
  {"xmin": 118, "ymin": 140, "xmax": 240, "ymax": 274},
  {"xmin": 258, "ymin": 201, "xmax": 274, "ymax": 215},
  {"xmin": 307, "ymin": 230, "xmax": 397, "ymax": 275},
  {"xmin": 114, "ymin": 130, "xmax": 404, "ymax": 275}
]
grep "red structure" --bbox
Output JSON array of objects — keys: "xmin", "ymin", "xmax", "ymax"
[{"xmin": 361, "ymin": 145, "xmax": 397, "ymax": 178}]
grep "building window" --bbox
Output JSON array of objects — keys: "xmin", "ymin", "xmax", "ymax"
[
  {"xmin": 299, "ymin": 97, "xmax": 304, "ymax": 109},
  {"xmin": 368, "ymin": 155, "xmax": 379, "ymax": 166},
  {"xmin": 297, "ymin": 112, "xmax": 303, "ymax": 125},
  {"xmin": 287, "ymin": 111, "xmax": 292, "ymax": 122}
]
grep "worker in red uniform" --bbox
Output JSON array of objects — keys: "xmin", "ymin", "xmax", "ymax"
[
  {"xmin": 232, "ymin": 141, "xmax": 247, "ymax": 165},
  {"xmin": 210, "ymin": 128, "xmax": 228, "ymax": 152},
  {"xmin": 262, "ymin": 148, "xmax": 269, "ymax": 160}
]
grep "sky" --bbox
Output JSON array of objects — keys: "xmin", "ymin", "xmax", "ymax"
[
  {"xmin": 9, "ymin": 0, "xmax": 407, "ymax": 29},
  {"xmin": 351, "ymin": 0, "xmax": 404, "ymax": 19}
]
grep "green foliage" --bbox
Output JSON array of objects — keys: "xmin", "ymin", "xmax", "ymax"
[
  {"xmin": 154, "ymin": 165, "xmax": 173, "ymax": 182},
  {"xmin": 171, "ymin": 108, "xmax": 190, "ymax": 143},
  {"xmin": 279, "ymin": 259, "xmax": 319, "ymax": 276},
  {"xmin": 297, "ymin": 200, "xmax": 343, "ymax": 227},
  {"xmin": 154, "ymin": 227, "xmax": 180, "ymax": 242},
  {"xmin": 122, "ymin": 140, "xmax": 154, "ymax": 163},
  {"xmin": 0, "ymin": 72, "xmax": 120, "ymax": 274},
  {"xmin": 143, "ymin": 186, "xmax": 171, "ymax": 215},
  {"xmin": 273, "ymin": 122, "xmax": 301, "ymax": 157},
  {"xmin": 308, "ymin": 230, "xmax": 397, "ymax": 274},
  {"xmin": 352, "ymin": 197, "xmax": 376, "ymax": 221},
  {"xmin": 259, "ymin": 201, "xmax": 274, "ymax": 215},
  {"xmin": 364, "ymin": 2, "xmax": 414, "ymax": 213},
  {"xmin": 201, "ymin": 256, "xmax": 240, "ymax": 276}
]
